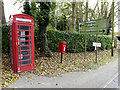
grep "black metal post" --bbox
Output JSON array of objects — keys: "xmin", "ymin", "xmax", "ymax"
[
  {"xmin": 111, "ymin": 1, "xmax": 114, "ymax": 56},
  {"xmin": 84, "ymin": 35, "xmax": 86, "ymax": 59},
  {"xmin": 61, "ymin": 52, "xmax": 63, "ymax": 63},
  {"xmin": 96, "ymin": 34, "xmax": 98, "ymax": 63}
]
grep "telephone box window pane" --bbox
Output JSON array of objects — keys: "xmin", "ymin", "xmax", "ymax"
[
  {"xmin": 22, "ymin": 61, "xmax": 30, "ymax": 65},
  {"xmin": 19, "ymin": 54, "xmax": 23, "ymax": 60},
  {"xmin": 30, "ymin": 26, "xmax": 31, "ymax": 30},
  {"xmin": 18, "ymin": 39, "xmax": 19, "ymax": 45},
  {"xmin": 20, "ymin": 26, "xmax": 29, "ymax": 30},
  {"xmin": 17, "ymin": 25, "xmax": 19, "ymax": 30},
  {"xmin": 20, "ymin": 31, "xmax": 25, "ymax": 35},
  {"xmin": 30, "ymin": 56, "xmax": 32, "ymax": 59},
  {"xmin": 18, "ymin": 36, "xmax": 20, "ymax": 45},
  {"xmin": 20, "ymin": 37, "xmax": 25, "ymax": 40},
  {"xmin": 21, "ymin": 41, "xmax": 29, "ymax": 45},
  {"xmin": 17, "ymin": 31, "xmax": 19, "ymax": 35},
  {"xmin": 19, "ymin": 31, "xmax": 29, "ymax": 36},
  {"xmin": 21, "ymin": 46, "xmax": 29, "ymax": 50},
  {"xmin": 21, "ymin": 51, "xmax": 30, "ymax": 55},
  {"xmin": 10, "ymin": 26, "xmax": 12, "ymax": 31},
  {"xmin": 20, "ymin": 36, "xmax": 29, "ymax": 40},
  {"xmin": 10, "ymin": 37, "xmax": 12, "ymax": 40},
  {"xmin": 18, "ymin": 46, "xmax": 20, "ymax": 51},
  {"xmin": 22, "ymin": 56, "xmax": 29, "ymax": 60},
  {"xmin": 10, "ymin": 32, "xmax": 12, "ymax": 35},
  {"xmin": 19, "ymin": 55, "xmax": 29, "ymax": 60}
]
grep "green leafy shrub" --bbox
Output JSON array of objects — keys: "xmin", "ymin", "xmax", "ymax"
[
  {"xmin": 47, "ymin": 30, "xmax": 117, "ymax": 53},
  {"xmin": 114, "ymin": 37, "xmax": 118, "ymax": 48},
  {"xmin": 2, "ymin": 25, "xmax": 9, "ymax": 54},
  {"xmin": 56, "ymin": 14, "xmax": 68, "ymax": 31},
  {"xmin": 2, "ymin": 25, "xmax": 117, "ymax": 54}
]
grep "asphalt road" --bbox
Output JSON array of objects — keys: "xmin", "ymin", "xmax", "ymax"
[
  {"xmin": 105, "ymin": 54, "xmax": 120, "ymax": 89},
  {"xmin": 105, "ymin": 74, "xmax": 119, "ymax": 88},
  {"xmin": 7, "ymin": 58, "xmax": 118, "ymax": 88}
]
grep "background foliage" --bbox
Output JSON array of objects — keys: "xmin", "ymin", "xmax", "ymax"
[
  {"xmin": 2, "ymin": 25, "xmax": 9, "ymax": 54},
  {"xmin": 2, "ymin": 25, "xmax": 117, "ymax": 54},
  {"xmin": 47, "ymin": 29, "xmax": 117, "ymax": 53}
]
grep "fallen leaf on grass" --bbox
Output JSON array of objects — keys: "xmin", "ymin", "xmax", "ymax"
[
  {"xmin": 30, "ymin": 78, "xmax": 33, "ymax": 80},
  {"xmin": 31, "ymin": 82, "xmax": 34, "ymax": 85},
  {"xmin": 1, "ymin": 49, "xmax": 118, "ymax": 88}
]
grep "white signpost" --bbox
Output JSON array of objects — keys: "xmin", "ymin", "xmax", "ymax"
[
  {"xmin": 93, "ymin": 42, "xmax": 101, "ymax": 50},
  {"xmin": 93, "ymin": 42, "xmax": 101, "ymax": 63}
]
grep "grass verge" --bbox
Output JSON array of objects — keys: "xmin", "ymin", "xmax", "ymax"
[{"xmin": 85, "ymin": 55, "xmax": 118, "ymax": 70}]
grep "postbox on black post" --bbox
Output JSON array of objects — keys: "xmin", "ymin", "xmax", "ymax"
[{"xmin": 58, "ymin": 42, "xmax": 67, "ymax": 63}]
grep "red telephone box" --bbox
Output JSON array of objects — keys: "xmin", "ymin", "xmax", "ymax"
[{"xmin": 9, "ymin": 14, "xmax": 35, "ymax": 73}]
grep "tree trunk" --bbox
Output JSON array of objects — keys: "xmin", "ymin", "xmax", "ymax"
[
  {"xmin": 85, "ymin": 1, "xmax": 88, "ymax": 21},
  {"xmin": 71, "ymin": 0, "xmax": 76, "ymax": 31},
  {"xmin": 104, "ymin": 2, "xmax": 108, "ymax": 18},
  {"xmin": 107, "ymin": 3, "xmax": 113, "ymax": 35},
  {"xmin": 90, "ymin": 1, "xmax": 98, "ymax": 20},
  {"xmin": 0, "ymin": 0, "xmax": 6, "ymax": 24},
  {"xmin": 97, "ymin": 6, "xmax": 100, "ymax": 18},
  {"xmin": 79, "ymin": 2, "xmax": 83, "ymax": 22},
  {"xmin": 55, "ymin": 10, "xmax": 57, "ymax": 29},
  {"xmin": 101, "ymin": 0, "xmax": 103, "ymax": 18},
  {"xmin": 38, "ymin": 26, "xmax": 52, "ymax": 57},
  {"xmin": 36, "ymin": 2, "xmax": 53, "ymax": 57}
]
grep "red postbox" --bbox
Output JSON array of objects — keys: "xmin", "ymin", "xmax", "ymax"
[
  {"xmin": 59, "ymin": 42, "xmax": 67, "ymax": 53},
  {"xmin": 59, "ymin": 42, "xmax": 67, "ymax": 63},
  {"xmin": 9, "ymin": 14, "xmax": 35, "ymax": 73}
]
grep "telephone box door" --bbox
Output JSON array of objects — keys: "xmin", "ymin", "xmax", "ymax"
[{"xmin": 16, "ymin": 23, "xmax": 35, "ymax": 72}]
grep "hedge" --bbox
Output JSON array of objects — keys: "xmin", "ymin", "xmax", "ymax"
[
  {"xmin": 47, "ymin": 30, "xmax": 117, "ymax": 53},
  {"xmin": 2, "ymin": 25, "xmax": 117, "ymax": 53},
  {"xmin": 2, "ymin": 25, "xmax": 9, "ymax": 54}
]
